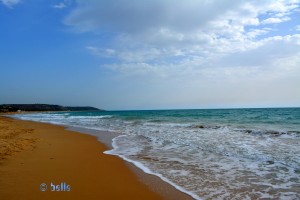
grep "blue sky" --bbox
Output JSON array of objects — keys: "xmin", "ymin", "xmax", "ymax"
[{"xmin": 1, "ymin": 0, "xmax": 300, "ymax": 110}]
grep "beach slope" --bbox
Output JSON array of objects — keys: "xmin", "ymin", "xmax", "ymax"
[{"xmin": 0, "ymin": 116, "xmax": 163, "ymax": 200}]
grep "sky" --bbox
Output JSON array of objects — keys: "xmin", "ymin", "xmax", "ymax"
[{"xmin": 0, "ymin": 0, "xmax": 300, "ymax": 110}]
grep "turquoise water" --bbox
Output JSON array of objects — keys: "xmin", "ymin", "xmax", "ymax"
[
  {"xmin": 62, "ymin": 107, "xmax": 300, "ymax": 130},
  {"xmin": 13, "ymin": 108, "xmax": 300, "ymax": 199}
]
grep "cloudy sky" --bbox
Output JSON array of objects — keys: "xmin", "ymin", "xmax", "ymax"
[{"xmin": 1, "ymin": 0, "xmax": 300, "ymax": 110}]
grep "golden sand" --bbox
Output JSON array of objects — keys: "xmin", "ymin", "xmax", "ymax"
[{"xmin": 0, "ymin": 116, "xmax": 163, "ymax": 199}]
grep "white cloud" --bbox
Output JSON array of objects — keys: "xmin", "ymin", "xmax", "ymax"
[
  {"xmin": 101, "ymin": 34, "xmax": 300, "ymax": 81},
  {"xmin": 71, "ymin": 0, "xmax": 300, "ymax": 76},
  {"xmin": 261, "ymin": 17, "xmax": 290, "ymax": 24},
  {"xmin": 63, "ymin": 0, "xmax": 300, "ymax": 108},
  {"xmin": 53, "ymin": 2, "xmax": 66, "ymax": 9},
  {"xmin": 0, "ymin": 0, "xmax": 20, "ymax": 8},
  {"xmin": 65, "ymin": 1, "xmax": 299, "ymax": 49},
  {"xmin": 86, "ymin": 46, "xmax": 116, "ymax": 57},
  {"xmin": 246, "ymin": 28, "xmax": 269, "ymax": 39},
  {"xmin": 53, "ymin": 0, "xmax": 73, "ymax": 9}
]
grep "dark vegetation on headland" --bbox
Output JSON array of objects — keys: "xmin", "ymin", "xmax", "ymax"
[{"xmin": 0, "ymin": 104, "xmax": 103, "ymax": 113}]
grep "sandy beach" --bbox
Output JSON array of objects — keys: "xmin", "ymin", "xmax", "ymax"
[{"xmin": 0, "ymin": 116, "xmax": 191, "ymax": 200}]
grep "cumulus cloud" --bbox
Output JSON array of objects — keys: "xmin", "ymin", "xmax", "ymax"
[
  {"xmin": 64, "ymin": 0, "xmax": 300, "ymax": 67},
  {"xmin": 63, "ymin": 0, "xmax": 300, "ymax": 108},
  {"xmin": 64, "ymin": 1, "xmax": 299, "ymax": 55},
  {"xmin": 66, "ymin": 1, "xmax": 300, "ymax": 77},
  {"xmin": 0, "ymin": 0, "xmax": 20, "ymax": 8}
]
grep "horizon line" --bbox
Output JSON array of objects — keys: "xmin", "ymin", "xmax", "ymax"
[{"xmin": 108, "ymin": 106, "xmax": 300, "ymax": 112}]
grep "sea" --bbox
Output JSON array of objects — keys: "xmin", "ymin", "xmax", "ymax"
[{"xmin": 12, "ymin": 108, "xmax": 300, "ymax": 199}]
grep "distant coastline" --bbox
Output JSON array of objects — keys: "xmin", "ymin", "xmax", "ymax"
[{"xmin": 0, "ymin": 104, "xmax": 103, "ymax": 113}]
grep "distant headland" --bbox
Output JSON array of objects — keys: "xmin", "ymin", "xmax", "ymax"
[{"xmin": 0, "ymin": 104, "xmax": 104, "ymax": 112}]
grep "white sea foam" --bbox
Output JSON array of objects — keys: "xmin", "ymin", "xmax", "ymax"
[{"xmin": 104, "ymin": 135, "xmax": 202, "ymax": 200}]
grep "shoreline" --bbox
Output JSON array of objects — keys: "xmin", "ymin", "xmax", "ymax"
[
  {"xmin": 68, "ymin": 126, "xmax": 195, "ymax": 200},
  {"xmin": 0, "ymin": 116, "xmax": 193, "ymax": 200}
]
